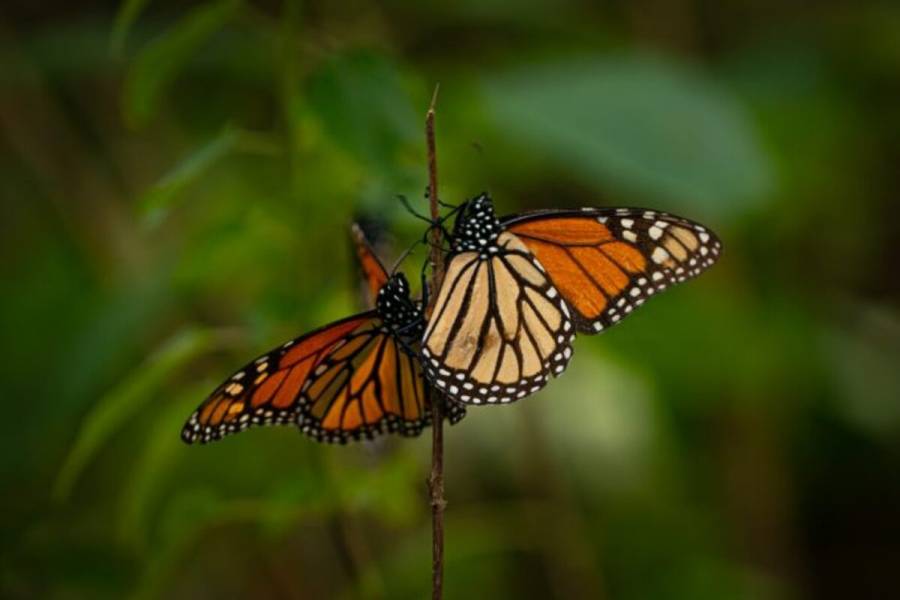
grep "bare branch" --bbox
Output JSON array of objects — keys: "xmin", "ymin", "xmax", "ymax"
[{"xmin": 424, "ymin": 82, "xmax": 446, "ymax": 600}]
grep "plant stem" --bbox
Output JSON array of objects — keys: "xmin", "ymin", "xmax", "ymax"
[{"xmin": 424, "ymin": 83, "xmax": 446, "ymax": 600}]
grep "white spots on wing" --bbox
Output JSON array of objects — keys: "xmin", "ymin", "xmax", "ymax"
[
  {"xmin": 648, "ymin": 226, "xmax": 663, "ymax": 240},
  {"xmin": 623, "ymin": 230, "xmax": 638, "ymax": 242},
  {"xmin": 621, "ymin": 218, "xmax": 634, "ymax": 229},
  {"xmin": 652, "ymin": 247, "xmax": 670, "ymax": 264}
]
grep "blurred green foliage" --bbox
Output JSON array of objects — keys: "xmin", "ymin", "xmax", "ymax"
[{"xmin": 2, "ymin": 1, "xmax": 900, "ymax": 599}]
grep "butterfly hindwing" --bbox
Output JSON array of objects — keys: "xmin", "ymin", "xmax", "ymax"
[{"xmin": 296, "ymin": 320, "xmax": 436, "ymax": 442}]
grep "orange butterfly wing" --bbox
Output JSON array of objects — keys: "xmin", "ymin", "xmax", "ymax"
[
  {"xmin": 182, "ymin": 312, "xmax": 376, "ymax": 444},
  {"xmin": 351, "ymin": 223, "xmax": 389, "ymax": 307},
  {"xmin": 297, "ymin": 320, "xmax": 433, "ymax": 442},
  {"xmin": 504, "ymin": 208, "xmax": 722, "ymax": 333}
]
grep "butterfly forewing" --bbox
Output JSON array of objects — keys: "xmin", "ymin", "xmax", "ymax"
[
  {"xmin": 182, "ymin": 312, "xmax": 376, "ymax": 444},
  {"xmin": 351, "ymin": 223, "xmax": 390, "ymax": 307},
  {"xmin": 503, "ymin": 208, "xmax": 722, "ymax": 333}
]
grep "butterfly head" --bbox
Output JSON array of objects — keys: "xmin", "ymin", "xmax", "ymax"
[
  {"xmin": 377, "ymin": 273, "xmax": 422, "ymax": 332},
  {"xmin": 452, "ymin": 192, "xmax": 501, "ymax": 252}
]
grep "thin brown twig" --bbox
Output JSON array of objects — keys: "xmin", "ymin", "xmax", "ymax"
[{"xmin": 423, "ymin": 83, "xmax": 446, "ymax": 600}]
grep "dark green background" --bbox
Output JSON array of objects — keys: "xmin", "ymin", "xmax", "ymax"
[{"xmin": 2, "ymin": 1, "xmax": 899, "ymax": 598}]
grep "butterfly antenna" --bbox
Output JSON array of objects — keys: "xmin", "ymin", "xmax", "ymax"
[
  {"xmin": 388, "ymin": 238, "xmax": 424, "ymax": 275},
  {"xmin": 420, "ymin": 258, "xmax": 430, "ymax": 308},
  {"xmin": 432, "ymin": 201, "xmax": 464, "ymax": 245}
]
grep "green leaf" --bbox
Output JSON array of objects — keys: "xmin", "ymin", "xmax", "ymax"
[
  {"xmin": 138, "ymin": 125, "xmax": 240, "ymax": 225},
  {"xmin": 482, "ymin": 53, "xmax": 775, "ymax": 218},
  {"xmin": 116, "ymin": 381, "xmax": 210, "ymax": 549},
  {"xmin": 123, "ymin": 0, "xmax": 242, "ymax": 127},
  {"xmin": 54, "ymin": 327, "xmax": 222, "ymax": 501},
  {"xmin": 306, "ymin": 50, "xmax": 419, "ymax": 170},
  {"xmin": 137, "ymin": 126, "xmax": 281, "ymax": 226},
  {"xmin": 824, "ymin": 305, "xmax": 900, "ymax": 436},
  {"xmin": 110, "ymin": 0, "xmax": 154, "ymax": 57}
]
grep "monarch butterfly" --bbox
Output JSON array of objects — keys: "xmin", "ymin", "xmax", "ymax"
[
  {"xmin": 422, "ymin": 193, "xmax": 722, "ymax": 405},
  {"xmin": 182, "ymin": 226, "xmax": 464, "ymax": 444}
]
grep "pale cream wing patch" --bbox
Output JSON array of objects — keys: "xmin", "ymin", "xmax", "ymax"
[{"xmin": 422, "ymin": 232, "xmax": 575, "ymax": 404}]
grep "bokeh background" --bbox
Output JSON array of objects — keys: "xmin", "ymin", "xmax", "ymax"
[{"xmin": 3, "ymin": 1, "xmax": 900, "ymax": 598}]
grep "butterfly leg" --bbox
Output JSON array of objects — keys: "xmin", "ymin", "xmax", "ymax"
[
  {"xmin": 397, "ymin": 194, "xmax": 434, "ymax": 224},
  {"xmin": 420, "ymin": 257, "xmax": 431, "ymax": 308}
]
